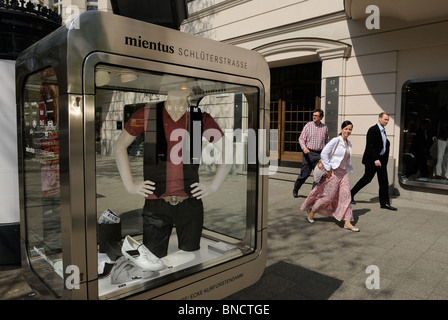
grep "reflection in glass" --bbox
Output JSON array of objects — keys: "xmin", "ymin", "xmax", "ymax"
[
  {"xmin": 22, "ymin": 68, "xmax": 63, "ymax": 296},
  {"xmin": 401, "ymin": 80, "xmax": 448, "ymax": 187},
  {"xmin": 94, "ymin": 66, "xmax": 259, "ymax": 298}
]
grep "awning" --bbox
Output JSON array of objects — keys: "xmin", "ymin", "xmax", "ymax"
[{"xmin": 345, "ymin": 0, "xmax": 448, "ymax": 21}]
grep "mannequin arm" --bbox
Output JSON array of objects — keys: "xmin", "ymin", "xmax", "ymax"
[
  {"xmin": 114, "ymin": 130, "xmax": 155, "ymax": 197},
  {"xmin": 190, "ymin": 134, "xmax": 231, "ymax": 199},
  {"xmin": 190, "ymin": 163, "xmax": 231, "ymax": 199}
]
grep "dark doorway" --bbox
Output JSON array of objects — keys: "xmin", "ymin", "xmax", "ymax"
[{"xmin": 270, "ymin": 62, "xmax": 322, "ymax": 166}]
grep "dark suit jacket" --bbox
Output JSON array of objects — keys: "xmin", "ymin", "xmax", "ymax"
[{"xmin": 362, "ymin": 124, "xmax": 390, "ymax": 166}]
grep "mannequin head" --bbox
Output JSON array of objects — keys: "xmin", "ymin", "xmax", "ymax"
[{"xmin": 166, "ymin": 88, "xmax": 190, "ymax": 101}]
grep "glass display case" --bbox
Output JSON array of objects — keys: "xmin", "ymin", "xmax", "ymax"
[
  {"xmin": 16, "ymin": 11, "xmax": 270, "ymax": 300},
  {"xmin": 93, "ymin": 66, "xmax": 260, "ymax": 299},
  {"xmin": 22, "ymin": 68, "xmax": 63, "ymax": 297}
]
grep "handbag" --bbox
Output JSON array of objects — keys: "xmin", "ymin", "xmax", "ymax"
[{"xmin": 313, "ymin": 140, "xmax": 339, "ymax": 183}]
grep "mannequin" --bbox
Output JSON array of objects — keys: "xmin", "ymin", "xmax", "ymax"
[{"xmin": 114, "ymin": 87, "xmax": 231, "ymax": 261}]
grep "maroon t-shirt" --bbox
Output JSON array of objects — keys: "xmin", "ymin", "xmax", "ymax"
[{"xmin": 124, "ymin": 105, "xmax": 224, "ymax": 199}]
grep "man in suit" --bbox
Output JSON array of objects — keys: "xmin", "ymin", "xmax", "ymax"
[{"xmin": 351, "ymin": 112, "xmax": 397, "ymax": 210}]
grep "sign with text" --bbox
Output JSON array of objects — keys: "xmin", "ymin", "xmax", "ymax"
[{"xmin": 325, "ymin": 77, "xmax": 339, "ymax": 138}]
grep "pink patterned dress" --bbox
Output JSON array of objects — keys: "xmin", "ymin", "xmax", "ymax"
[{"xmin": 300, "ymin": 147, "xmax": 353, "ymax": 221}]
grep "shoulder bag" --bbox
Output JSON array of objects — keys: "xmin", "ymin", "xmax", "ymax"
[{"xmin": 313, "ymin": 140, "xmax": 339, "ymax": 184}]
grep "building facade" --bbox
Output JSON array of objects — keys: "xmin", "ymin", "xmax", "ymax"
[
  {"xmin": 49, "ymin": 0, "xmax": 113, "ymax": 18},
  {"xmin": 181, "ymin": 0, "xmax": 448, "ymax": 203},
  {"xmin": 2, "ymin": 1, "xmax": 448, "ymax": 266}
]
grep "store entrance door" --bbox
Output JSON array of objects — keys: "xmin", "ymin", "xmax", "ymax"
[
  {"xmin": 270, "ymin": 62, "xmax": 322, "ymax": 166},
  {"xmin": 270, "ymin": 95, "xmax": 321, "ymax": 164}
]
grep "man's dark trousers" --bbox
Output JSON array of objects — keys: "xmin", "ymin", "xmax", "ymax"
[
  {"xmin": 294, "ymin": 150, "xmax": 321, "ymax": 192},
  {"xmin": 351, "ymin": 154, "xmax": 390, "ymax": 206}
]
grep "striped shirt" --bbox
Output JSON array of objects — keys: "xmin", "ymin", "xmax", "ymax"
[{"xmin": 298, "ymin": 121, "xmax": 329, "ymax": 152}]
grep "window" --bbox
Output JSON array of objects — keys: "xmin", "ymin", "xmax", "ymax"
[
  {"xmin": 22, "ymin": 67, "xmax": 63, "ymax": 296},
  {"xmin": 400, "ymin": 79, "xmax": 448, "ymax": 189},
  {"xmin": 94, "ymin": 65, "xmax": 259, "ymax": 298}
]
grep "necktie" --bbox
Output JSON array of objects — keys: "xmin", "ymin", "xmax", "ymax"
[{"xmin": 380, "ymin": 128, "xmax": 386, "ymax": 155}]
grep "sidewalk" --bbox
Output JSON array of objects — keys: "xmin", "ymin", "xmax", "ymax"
[
  {"xmin": 228, "ymin": 171, "xmax": 448, "ymax": 300},
  {"xmin": 0, "ymin": 265, "xmax": 36, "ymax": 300},
  {"xmin": 2, "ymin": 170, "xmax": 448, "ymax": 300}
]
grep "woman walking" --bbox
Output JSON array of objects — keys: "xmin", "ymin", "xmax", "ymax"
[{"xmin": 301, "ymin": 121, "xmax": 359, "ymax": 232}]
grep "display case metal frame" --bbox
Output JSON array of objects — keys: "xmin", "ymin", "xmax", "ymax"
[{"xmin": 16, "ymin": 11, "xmax": 270, "ymax": 300}]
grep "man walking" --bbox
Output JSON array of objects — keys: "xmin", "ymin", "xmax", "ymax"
[
  {"xmin": 351, "ymin": 112, "xmax": 397, "ymax": 210},
  {"xmin": 293, "ymin": 109, "xmax": 329, "ymax": 198}
]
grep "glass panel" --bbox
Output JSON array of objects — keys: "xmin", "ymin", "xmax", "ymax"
[
  {"xmin": 94, "ymin": 65, "xmax": 258, "ymax": 298},
  {"xmin": 401, "ymin": 80, "xmax": 448, "ymax": 188},
  {"xmin": 22, "ymin": 67, "xmax": 63, "ymax": 296}
]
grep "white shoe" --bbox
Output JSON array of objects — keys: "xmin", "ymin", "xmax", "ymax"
[
  {"xmin": 306, "ymin": 217, "xmax": 314, "ymax": 224},
  {"xmin": 121, "ymin": 236, "xmax": 164, "ymax": 271},
  {"xmin": 344, "ymin": 226, "xmax": 360, "ymax": 232}
]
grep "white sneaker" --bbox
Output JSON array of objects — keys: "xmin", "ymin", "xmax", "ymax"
[{"xmin": 121, "ymin": 236, "xmax": 164, "ymax": 271}]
